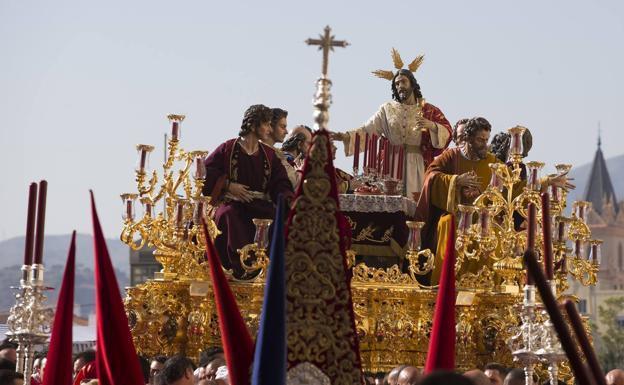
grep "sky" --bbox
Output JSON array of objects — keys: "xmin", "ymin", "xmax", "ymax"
[{"xmin": 1, "ymin": 0, "xmax": 623, "ymax": 241}]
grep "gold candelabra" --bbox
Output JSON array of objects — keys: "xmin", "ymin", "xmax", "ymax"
[{"xmin": 120, "ymin": 114, "xmax": 220, "ymax": 281}]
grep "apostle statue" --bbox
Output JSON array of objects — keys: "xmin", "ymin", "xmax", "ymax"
[
  {"xmin": 332, "ymin": 49, "xmax": 452, "ymax": 200},
  {"xmin": 202, "ymin": 104, "xmax": 294, "ymax": 277}
]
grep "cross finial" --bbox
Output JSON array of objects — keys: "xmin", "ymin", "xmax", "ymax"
[
  {"xmin": 598, "ymin": 121, "xmax": 601, "ymax": 147},
  {"xmin": 306, "ymin": 25, "xmax": 349, "ymax": 76}
]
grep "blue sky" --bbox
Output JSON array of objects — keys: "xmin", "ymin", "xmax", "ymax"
[{"xmin": 1, "ymin": 0, "xmax": 623, "ymax": 241}]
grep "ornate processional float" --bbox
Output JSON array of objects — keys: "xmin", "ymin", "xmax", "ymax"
[{"xmin": 121, "ymin": 26, "xmax": 599, "ymax": 383}]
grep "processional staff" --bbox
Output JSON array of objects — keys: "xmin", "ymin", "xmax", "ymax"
[{"xmin": 305, "ymin": 25, "xmax": 349, "ymax": 131}]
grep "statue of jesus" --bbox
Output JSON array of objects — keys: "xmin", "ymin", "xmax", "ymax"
[{"xmin": 332, "ymin": 50, "xmax": 452, "ymax": 200}]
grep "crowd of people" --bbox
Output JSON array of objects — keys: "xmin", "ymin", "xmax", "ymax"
[{"xmin": 3, "ymin": 336, "xmax": 622, "ymax": 385}]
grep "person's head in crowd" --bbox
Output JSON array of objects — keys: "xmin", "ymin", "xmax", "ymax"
[
  {"xmin": 161, "ymin": 355, "xmax": 194, "ymax": 385},
  {"xmin": 397, "ymin": 366, "xmax": 421, "ymax": 385},
  {"xmin": 73, "ymin": 350, "xmax": 96, "ymax": 377},
  {"xmin": 374, "ymin": 371, "xmax": 385, "ymax": 385},
  {"xmin": 268, "ymin": 108, "xmax": 288, "ymax": 145},
  {"xmin": 387, "ymin": 365, "xmax": 406, "ymax": 385},
  {"xmin": 606, "ymin": 369, "xmax": 624, "ymax": 385},
  {"xmin": 0, "ymin": 341, "xmax": 17, "ymax": 364},
  {"xmin": 149, "ymin": 356, "xmax": 167, "ymax": 385},
  {"xmin": 484, "ymin": 363, "xmax": 508, "ymax": 385},
  {"xmin": 0, "ymin": 370, "xmax": 23, "ymax": 385},
  {"xmin": 214, "ymin": 366, "xmax": 228, "ymax": 385},
  {"xmin": 205, "ymin": 357, "xmax": 226, "ymax": 381},
  {"xmin": 0, "ymin": 359, "xmax": 15, "ymax": 372},
  {"xmin": 453, "ymin": 118, "xmax": 469, "ymax": 145},
  {"xmin": 464, "ymin": 369, "xmax": 490, "ymax": 385},
  {"xmin": 203, "ymin": 347, "xmax": 225, "ymax": 364},
  {"xmin": 503, "ymin": 368, "xmax": 525, "ymax": 385},
  {"xmin": 419, "ymin": 370, "xmax": 475, "ymax": 385}
]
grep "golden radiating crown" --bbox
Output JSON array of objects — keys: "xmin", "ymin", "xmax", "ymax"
[{"xmin": 372, "ymin": 48, "xmax": 424, "ymax": 81}]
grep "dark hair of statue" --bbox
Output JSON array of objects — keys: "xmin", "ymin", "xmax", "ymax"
[
  {"xmin": 463, "ymin": 117, "xmax": 492, "ymax": 140},
  {"xmin": 453, "ymin": 118, "xmax": 470, "ymax": 144},
  {"xmin": 239, "ymin": 104, "xmax": 273, "ymax": 137},
  {"xmin": 270, "ymin": 108, "xmax": 288, "ymax": 129},
  {"xmin": 281, "ymin": 132, "xmax": 306, "ymax": 154},
  {"xmin": 391, "ymin": 69, "xmax": 423, "ymax": 102},
  {"xmin": 490, "ymin": 132, "xmax": 511, "ymax": 162}
]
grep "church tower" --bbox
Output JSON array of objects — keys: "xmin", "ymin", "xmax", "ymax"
[{"xmin": 569, "ymin": 134, "xmax": 624, "ymax": 333}]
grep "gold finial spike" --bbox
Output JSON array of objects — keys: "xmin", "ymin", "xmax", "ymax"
[
  {"xmin": 391, "ymin": 48, "xmax": 403, "ymax": 70},
  {"xmin": 407, "ymin": 55, "xmax": 425, "ymax": 73}
]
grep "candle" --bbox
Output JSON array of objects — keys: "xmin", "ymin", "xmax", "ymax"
[
  {"xmin": 590, "ymin": 243, "xmax": 600, "ymax": 264},
  {"xmin": 563, "ymin": 300, "xmax": 607, "ymax": 385},
  {"xmin": 527, "ymin": 202, "xmax": 536, "ymax": 250},
  {"xmin": 390, "ymin": 144, "xmax": 396, "ymax": 178},
  {"xmin": 176, "ymin": 201, "xmax": 185, "ymax": 228},
  {"xmin": 140, "ymin": 150, "xmax": 147, "ymax": 171},
  {"xmin": 195, "ymin": 156, "xmax": 206, "ymax": 179},
  {"xmin": 371, "ymin": 135, "xmax": 377, "ymax": 171},
  {"xmin": 541, "ymin": 193, "xmax": 554, "ymax": 280},
  {"xmin": 24, "ymin": 183, "xmax": 38, "ymax": 265},
  {"xmin": 377, "ymin": 138, "xmax": 383, "ymax": 173},
  {"xmin": 523, "ymin": 250, "xmax": 595, "ymax": 385},
  {"xmin": 397, "ymin": 147, "xmax": 404, "ymax": 181},
  {"xmin": 478, "ymin": 208, "xmax": 490, "ymax": 236},
  {"xmin": 194, "ymin": 200, "xmax": 205, "ymax": 224},
  {"xmin": 557, "ymin": 220, "xmax": 566, "ymax": 242},
  {"xmin": 363, "ymin": 133, "xmax": 369, "ymax": 173},
  {"xmin": 551, "ymin": 185, "xmax": 559, "ymax": 203},
  {"xmin": 172, "ymin": 121, "xmax": 179, "ymax": 141},
  {"xmin": 126, "ymin": 200, "xmax": 133, "ymax": 221},
  {"xmin": 353, "ymin": 133, "xmax": 360, "ymax": 171},
  {"xmin": 144, "ymin": 202, "xmax": 153, "ymax": 217},
  {"xmin": 33, "ymin": 180, "xmax": 47, "ymax": 265},
  {"xmin": 574, "ymin": 240, "xmax": 583, "ymax": 258}
]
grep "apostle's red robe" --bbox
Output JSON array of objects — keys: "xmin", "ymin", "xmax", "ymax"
[{"xmin": 203, "ymin": 138, "xmax": 293, "ymax": 277}]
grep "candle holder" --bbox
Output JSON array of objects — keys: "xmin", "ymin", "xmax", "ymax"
[
  {"xmin": 508, "ymin": 284, "xmax": 541, "ymax": 385},
  {"xmin": 238, "ymin": 218, "xmax": 273, "ymax": 280},
  {"xmin": 404, "ymin": 221, "xmax": 435, "ymax": 278},
  {"xmin": 508, "ymin": 125, "xmax": 527, "ymax": 165},
  {"xmin": 136, "ymin": 144, "xmax": 155, "ymax": 174},
  {"xmin": 120, "ymin": 114, "xmax": 220, "ymax": 282},
  {"xmin": 525, "ymin": 161, "xmax": 545, "ymax": 191},
  {"xmin": 536, "ymin": 281, "xmax": 566, "ymax": 385},
  {"xmin": 167, "ymin": 114, "xmax": 185, "ymax": 141},
  {"xmin": 6, "ymin": 263, "xmax": 53, "ymax": 385}
]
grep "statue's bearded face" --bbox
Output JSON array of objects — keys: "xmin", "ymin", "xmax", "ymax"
[
  {"xmin": 467, "ymin": 129, "xmax": 491, "ymax": 160},
  {"xmin": 393, "ymin": 74, "xmax": 413, "ymax": 102}
]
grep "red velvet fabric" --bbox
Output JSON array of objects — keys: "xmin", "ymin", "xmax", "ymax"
[
  {"xmin": 202, "ymin": 220, "xmax": 254, "ymax": 385},
  {"xmin": 424, "ymin": 216, "xmax": 456, "ymax": 373},
  {"xmin": 42, "ymin": 231, "xmax": 76, "ymax": 385},
  {"xmin": 90, "ymin": 192, "xmax": 145, "ymax": 385}
]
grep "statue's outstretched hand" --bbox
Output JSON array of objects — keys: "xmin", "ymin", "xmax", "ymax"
[{"xmin": 330, "ymin": 131, "xmax": 348, "ymax": 142}]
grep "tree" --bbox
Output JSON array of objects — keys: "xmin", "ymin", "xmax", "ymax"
[{"xmin": 597, "ymin": 296, "xmax": 624, "ymax": 371}]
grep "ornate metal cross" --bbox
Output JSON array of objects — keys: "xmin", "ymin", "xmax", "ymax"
[{"xmin": 306, "ymin": 25, "xmax": 349, "ymax": 76}]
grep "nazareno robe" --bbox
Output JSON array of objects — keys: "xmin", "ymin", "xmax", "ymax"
[
  {"xmin": 415, "ymin": 147, "xmax": 499, "ymax": 283},
  {"xmin": 203, "ymin": 138, "xmax": 293, "ymax": 277}
]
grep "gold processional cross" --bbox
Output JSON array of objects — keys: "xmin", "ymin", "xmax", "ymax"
[{"xmin": 306, "ymin": 25, "xmax": 349, "ymax": 77}]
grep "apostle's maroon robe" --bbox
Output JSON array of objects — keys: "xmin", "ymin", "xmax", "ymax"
[{"xmin": 203, "ymin": 138, "xmax": 293, "ymax": 276}]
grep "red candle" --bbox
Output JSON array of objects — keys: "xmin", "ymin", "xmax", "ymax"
[
  {"xmin": 172, "ymin": 121, "xmax": 179, "ymax": 141},
  {"xmin": 33, "ymin": 180, "xmax": 47, "ymax": 265},
  {"xmin": 176, "ymin": 201, "xmax": 185, "ymax": 228},
  {"xmin": 397, "ymin": 147, "xmax": 404, "ymax": 181},
  {"xmin": 195, "ymin": 157, "xmax": 206, "ymax": 179},
  {"xmin": 377, "ymin": 137, "xmax": 383, "ymax": 173},
  {"xmin": 24, "ymin": 183, "xmax": 38, "ymax": 265},
  {"xmin": 563, "ymin": 300, "xmax": 607, "ymax": 385},
  {"xmin": 384, "ymin": 140, "xmax": 390, "ymax": 176},
  {"xmin": 527, "ymin": 202, "xmax": 536, "ymax": 250},
  {"xmin": 541, "ymin": 193, "xmax": 554, "ymax": 280},
  {"xmin": 363, "ymin": 133, "xmax": 369, "ymax": 172},
  {"xmin": 390, "ymin": 144, "xmax": 396, "ymax": 178},
  {"xmin": 370, "ymin": 135, "xmax": 377, "ymax": 170},
  {"xmin": 126, "ymin": 200, "xmax": 133, "ymax": 221},
  {"xmin": 353, "ymin": 133, "xmax": 360, "ymax": 171},
  {"xmin": 523, "ymin": 251, "xmax": 595, "ymax": 385}
]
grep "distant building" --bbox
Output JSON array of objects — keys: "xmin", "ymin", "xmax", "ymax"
[
  {"xmin": 568, "ymin": 136, "xmax": 624, "ymax": 334},
  {"xmin": 129, "ymin": 246, "xmax": 161, "ymax": 286}
]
